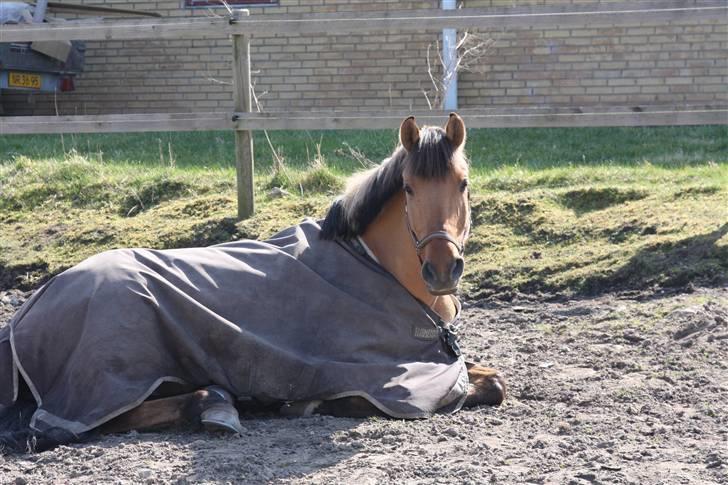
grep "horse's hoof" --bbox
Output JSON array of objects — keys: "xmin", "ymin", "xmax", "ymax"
[
  {"xmin": 200, "ymin": 386, "xmax": 244, "ymax": 434},
  {"xmin": 201, "ymin": 404, "xmax": 245, "ymax": 434},
  {"xmin": 464, "ymin": 364, "xmax": 507, "ymax": 407},
  {"xmin": 479, "ymin": 374, "xmax": 507, "ymax": 406}
]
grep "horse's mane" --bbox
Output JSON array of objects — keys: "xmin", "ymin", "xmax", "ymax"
[{"xmin": 320, "ymin": 126, "xmax": 463, "ymax": 240}]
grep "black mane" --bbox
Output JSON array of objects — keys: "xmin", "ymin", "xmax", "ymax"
[{"xmin": 320, "ymin": 126, "xmax": 458, "ymax": 240}]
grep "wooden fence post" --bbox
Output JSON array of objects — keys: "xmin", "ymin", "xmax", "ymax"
[{"xmin": 231, "ymin": 9, "xmax": 254, "ymax": 220}]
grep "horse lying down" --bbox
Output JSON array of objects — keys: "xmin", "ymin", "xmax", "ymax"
[{"xmin": 0, "ymin": 113, "xmax": 505, "ymax": 454}]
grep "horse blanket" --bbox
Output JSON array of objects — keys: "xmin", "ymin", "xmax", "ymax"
[{"xmin": 0, "ymin": 219, "xmax": 467, "ymax": 435}]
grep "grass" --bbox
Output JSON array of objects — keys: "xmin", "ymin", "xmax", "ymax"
[
  {"xmin": 1, "ymin": 125, "xmax": 726, "ymax": 298},
  {"xmin": 4, "ymin": 125, "xmax": 725, "ymax": 171}
]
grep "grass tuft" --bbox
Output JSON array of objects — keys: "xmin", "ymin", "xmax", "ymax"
[
  {"xmin": 265, "ymin": 158, "xmax": 344, "ymax": 195},
  {"xmin": 298, "ymin": 162, "xmax": 344, "ymax": 195},
  {"xmin": 120, "ymin": 176, "xmax": 194, "ymax": 217}
]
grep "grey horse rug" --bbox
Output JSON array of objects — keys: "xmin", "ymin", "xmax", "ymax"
[{"xmin": 0, "ymin": 219, "xmax": 467, "ymax": 435}]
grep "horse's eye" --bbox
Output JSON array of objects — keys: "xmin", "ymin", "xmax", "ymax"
[
  {"xmin": 460, "ymin": 179, "xmax": 469, "ymax": 192},
  {"xmin": 404, "ymin": 184, "xmax": 414, "ymax": 196}
]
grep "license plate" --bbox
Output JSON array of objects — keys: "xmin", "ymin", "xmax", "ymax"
[{"xmin": 8, "ymin": 71, "xmax": 41, "ymax": 89}]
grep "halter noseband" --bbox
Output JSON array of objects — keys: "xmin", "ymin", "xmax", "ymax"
[{"xmin": 404, "ymin": 201, "xmax": 470, "ymax": 258}]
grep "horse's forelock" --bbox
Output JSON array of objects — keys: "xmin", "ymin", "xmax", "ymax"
[{"xmin": 406, "ymin": 126, "xmax": 467, "ymax": 179}]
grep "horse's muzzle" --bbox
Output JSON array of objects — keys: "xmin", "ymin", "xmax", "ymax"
[{"xmin": 421, "ymin": 257, "xmax": 464, "ymax": 295}]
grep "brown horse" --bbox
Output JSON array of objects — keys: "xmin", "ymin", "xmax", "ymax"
[
  {"xmin": 0, "ymin": 113, "xmax": 505, "ymax": 453},
  {"xmin": 105, "ymin": 113, "xmax": 505, "ymax": 431}
]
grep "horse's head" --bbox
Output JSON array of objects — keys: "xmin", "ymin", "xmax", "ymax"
[
  {"xmin": 399, "ymin": 113, "xmax": 470, "ymax": 295},
  {"xmin": 320, "ymin": 113, "xmax": 470, "ymax": 297}
]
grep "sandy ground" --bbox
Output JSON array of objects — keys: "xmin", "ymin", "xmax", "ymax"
[{"xmin": 0, "ymin": 286, "xmax": 726, "ymax": 484}]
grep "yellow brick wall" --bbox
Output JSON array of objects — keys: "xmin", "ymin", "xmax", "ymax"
[
  {"xmin": 2, "ymin": 0, "xmax": 726, "ymax": 115},
  {"xmin": 461, "ymin": 0, "xmax": 727, "ymax": 108}
]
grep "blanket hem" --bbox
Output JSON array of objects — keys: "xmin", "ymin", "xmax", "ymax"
[
  {"xmin": 28, "ymin": 376, "xmax": 190, "ymax": 435},
  {"xmin": 320, "ymin": 356, "xmax": 468, "ymax": 419}
]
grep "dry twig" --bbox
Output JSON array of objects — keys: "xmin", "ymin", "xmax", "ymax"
[{"xmin": 422, "ymin": 30, "xmax": 496, "ymax": 109}]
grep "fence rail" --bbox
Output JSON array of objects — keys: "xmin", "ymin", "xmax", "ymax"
[
  {"xmin": 0, "ymin": 0, "xmax": 725, "ymax": 42},
  {"xmin": 231, "ymin": 107, "xmax": 728, "ymax": 130},
  {"xmin": 2, "ymin": 107, "xmax": 726, "ymax": 134},
  {"xmin": 0, "ymin": 113, "xmax": 230, "ymax": 134}
]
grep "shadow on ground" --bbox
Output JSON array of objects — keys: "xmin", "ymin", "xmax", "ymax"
[
  {"xmin": 67, "ymin": 415, "xmax": 365, "ymax": 483},
  {"xmin": 583, "ymin": 223, "xmax": 728, "ymax": 294}
]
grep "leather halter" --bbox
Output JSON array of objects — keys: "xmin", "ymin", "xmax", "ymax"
[{"xmin": 404, "ymin": 199, "xmax": 470, "ymax": 258}]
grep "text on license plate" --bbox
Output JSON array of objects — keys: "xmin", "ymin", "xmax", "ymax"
[{"xmin": 8, "ymin": 72, "xmax": 41, "ymax": 89}]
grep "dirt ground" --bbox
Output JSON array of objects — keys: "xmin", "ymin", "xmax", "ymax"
[{"xmin": 0, "ymin": 286, "xmax": 726, "ymax": 484}]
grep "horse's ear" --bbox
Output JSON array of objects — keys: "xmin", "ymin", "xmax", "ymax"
[
  {"xmin": 444, "ymin": 112, "xmax": 466, "ymax": 149},
  {"xmin": 400, "ymin": 116, "xmax": 420, "ymax": 152}
]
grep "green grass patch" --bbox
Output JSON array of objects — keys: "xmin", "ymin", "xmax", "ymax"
[
  {"xmin": 264, "ymin": 159, "xmax": 344, "ymax": 196},
  {"xmin": 1, "ymin": 126, "xmax": 726, "ymax": 298},
  {"xmin": 4, "ymin": 125, "xmax": 726, "ymax": 172}
]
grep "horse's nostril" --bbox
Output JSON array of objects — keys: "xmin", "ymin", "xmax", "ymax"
[
  {"xmin": 451, "ymin": 257, "xmax": 464, "ymax": 281},
  {"xmin": 421, "ymin": 261, "xmax": 436, "ymax": 284}
]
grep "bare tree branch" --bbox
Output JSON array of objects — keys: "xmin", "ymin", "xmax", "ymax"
[{"xmin": 422, "ymin": 29, "xmax": 497, "ymax": 109}]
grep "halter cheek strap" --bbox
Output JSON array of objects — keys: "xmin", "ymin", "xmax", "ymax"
[{"xmin": 405, "ymin": 202, "xmax": 470, "ymax": 257}]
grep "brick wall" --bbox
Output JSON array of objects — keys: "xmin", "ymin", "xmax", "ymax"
[
  {"xmin": 2, "ymin": 0, "xmax": 726, "ymax": 116},
  {"xmin": 463, "ymin": 0, "xmax": 727, "ymax": 108}
]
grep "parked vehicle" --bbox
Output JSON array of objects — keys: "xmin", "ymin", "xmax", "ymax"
[
  {"xmin": 0, "ymin": 40, "xmax": 85, "ymax": 93},
  {"xmin": 0, "ymin": 1, "xmax": 85, "ymax": 94}
]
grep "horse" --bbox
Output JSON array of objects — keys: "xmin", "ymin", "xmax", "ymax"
[{"xmin": 0, "ymin": 113, "xmax": 505, "ymax": 454}]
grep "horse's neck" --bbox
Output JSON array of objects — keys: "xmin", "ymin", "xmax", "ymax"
[{"xmin": 361, "ymin": 193, "xmax": 457, "ymax": 322}]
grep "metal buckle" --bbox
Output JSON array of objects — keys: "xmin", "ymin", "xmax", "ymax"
[{"xmin": 439, "ymin": 326, "xmax": 462, "ymax": 357}]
